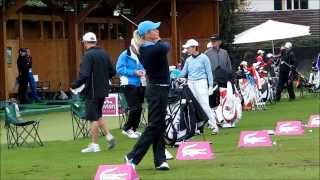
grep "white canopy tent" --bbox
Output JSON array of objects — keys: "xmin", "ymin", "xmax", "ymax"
[{"xmin": 233, "ymin": 20, "xmax": 311, "ymax": 53}]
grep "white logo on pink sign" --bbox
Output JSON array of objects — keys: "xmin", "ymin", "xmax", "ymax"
[
  {"xmin": 94, "ymin": 164, "xmax": 139, "ymax": 180},
  {"xmin": 238, "ymin": 131, "xmax": 272, "ymax": 148},
  {"xmin": 102, "ymin": 94, "xmax": 119, "ymax": 117},
  {"xmin": 307, "ymin": 115, "xmax": 320, "ymax": 128},
  {"xmin": 275, "ymin": 121, "xmax": 304, "ymax": 136},
  {"xmin": 176, "ymin": 141, "xmax": 214, "ymax": 160}
]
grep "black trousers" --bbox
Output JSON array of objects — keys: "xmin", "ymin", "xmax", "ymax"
[
  {"xmin": 18, "ymin": 74, "xmax": 29, "ymax": 104},
  {"xmin": 276, "ymin": 72, "xmax": 295, "ymax": 101},
  {"xmin": 122, "ymin": 85, "xmax": 145, "ymax": 131},
  {"xmin": 127, "ymin": 85, "xmax": 168, "ymax": 167},
  {"xmin": 209, "ymin": 90, "xmax": 220, "ymax": 108}
]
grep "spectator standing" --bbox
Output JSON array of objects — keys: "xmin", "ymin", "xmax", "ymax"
[
  {"xmin": 275, "ymin": 42, "xmax": 296, "ymax": 101},
  {"xmin": 205, "ymin": 34, "xmax": 232, "ymax": 107},
  {"xmin": 180, "ymin": 39, "xmax": 218, "ymax": 135},
  {"xmin": 116, "ymin": 32, "xmax": 146, "ymax": 139},
  {"xmin": 17, "ymin": 48, "xmax": 30, "ymax": 104},
  {"xmin": 26, "ymin": 48, "xmax": 40, "ymax": 101},
  {"xmin": 71, "ymin": 32, "xmax": 116, "ymax": 153}
]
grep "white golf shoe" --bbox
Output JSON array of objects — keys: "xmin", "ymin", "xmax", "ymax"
[{"xmin": 81, "ymin": 143, "xmax": 101, "ymax": 153}]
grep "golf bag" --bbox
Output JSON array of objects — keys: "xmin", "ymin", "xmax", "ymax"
[
  {"xmin": 308, "ymin": 58, "xmax": 320, "ymax": 91},
  {"xmin": 281, "ymin": 61, "xmax": 312, "ymax": 94},
  {"xmin": 309, "ymin": 70, "xmax": 320, "ymax": 90},
  {"xmin": 213, "ymin": 81, "xmax": 242, "ymax": 128},
  {"xmin": 164, "ymin": 83, "xmax": 208, "ymax": 146},
  {"xmin": 237, "ymin": 68, "xmax": 266, "ymax": 110}
]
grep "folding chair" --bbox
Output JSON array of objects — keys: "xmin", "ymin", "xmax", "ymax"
[
  {"xmin": 139, "ymin": 103, "xmax": 148, "ymax": 129},
  {"xmin": 117, "ymin": 93, "xmax": 147, "ymax": 129},
  {"xmin": 36, "ymin": 80, "xmax": 52, "ymax": 99},
  {"xmin": 4, "ymin": 102, "xmax": 43, "ymax": 149},
  {"xmin": 70, "ymin": 101, "xmax": 89, "ymax": 140},
  {"xmin": 118, "ymin": 93, "xmax": 129, "ymax": 129}
]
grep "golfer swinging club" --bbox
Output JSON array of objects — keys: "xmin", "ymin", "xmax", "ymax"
[{"xmin": 124, "ymin": 20, "xmax": 171, "ymax": 170}]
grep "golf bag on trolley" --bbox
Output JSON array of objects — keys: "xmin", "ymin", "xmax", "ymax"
[
  {"xmin": 236, "ymin": 61, "xmax": 275, "ymax": 110},
  {"xmin": 164, "ymin": 82, "xmax": 208, "ymax": 146},
  {"xmin": 308, "ymin": 54, "xmax": 320, "ymax": 92},
  {"xmin": 309, "ymin": 68, "xmax": 320, "ymax": 91},
  {"xmin": 213, "ymin": 81, "xmax": 242, "ymax": 128}
]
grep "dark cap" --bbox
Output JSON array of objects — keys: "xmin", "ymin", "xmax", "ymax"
[
  {"xmin": 19, "ymin": 48, "xmax": 27, "ymax": 54},
  {"xmin": 19, "ymin": 48, "xmax": 27, "ymax": 56},
  {"xmin": 209, "ymin": 34, "xmax": 221, "ymax": 41}
]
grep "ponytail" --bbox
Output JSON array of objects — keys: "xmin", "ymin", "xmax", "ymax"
[{"xmin": 133, "ymin": 30, "xmax": 144, "ymax": 47}]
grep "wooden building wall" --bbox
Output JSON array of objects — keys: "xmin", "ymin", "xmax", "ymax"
[
  {"xmin": 5, "ymin": 22, "xmax": 126, "ymax": 95},
  {"xmin": 145, "ymin": 1, "xmax": 219, "ymax": 63},
  {"xmin": 2, "ymin": 1, "xmax": 219, "ymax": 98},
  {"xmin": 5, "ymin": 39, "xmax": 125, "ymax": 94},
  {"xmin": 179, "ymin": 2, "xmax": 218, "ymax": 39},
  {"xmin": 179, "ymin": 2, "xmax": 219, "ymax": 53},
  {"xmin": 6, "ymin": 40, "xmax": 70, "ymax": 92},
  {"xmin": 0, "ymin": 10, "xmax": 7, "ymax": 100}
]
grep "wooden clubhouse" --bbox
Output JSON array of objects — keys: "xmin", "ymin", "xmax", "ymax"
[{"xmin": 0, "ymin": 0, "xmax": 220, "ymax": 100}]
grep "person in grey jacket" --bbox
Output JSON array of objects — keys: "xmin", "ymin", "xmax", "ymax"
[
  {"xmin": 205, "ymin": 34, "xmax": 232, "ymax": 84},
  {"xmin": 205, "ymin": 34, "xmax": 233, "ymax": 108}
]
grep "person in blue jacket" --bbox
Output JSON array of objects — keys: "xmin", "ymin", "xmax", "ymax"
[{"xmin": 116, "ymin": 36, "xmax": 146, "ymax": 139}]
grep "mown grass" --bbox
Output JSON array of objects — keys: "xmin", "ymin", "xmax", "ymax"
[{"xmin": 1, "ymin": 96, "xmax": 319, "ymax": 180}]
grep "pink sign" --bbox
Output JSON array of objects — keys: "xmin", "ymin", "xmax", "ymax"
[
  {"xmin": 275, "ymin": 121, "xmax": 304, "ymax": 136},
  {"xmin": 94, "ymin": 164, "xmax": 139, "ymax": 180},
  {"xmin": 307, "ymin": 114, "xmax": 320, "ymax": 128},
  {"xmin": 176, "ymin": 141, "xmax": 214, "ymax": 160},
  {"xmin": 238, "ymin": 131, "xmax": 272, "ymax": 148},
  {"xmin": 102, "ymin": 94, "xmax": 119, "ymax": 117}
]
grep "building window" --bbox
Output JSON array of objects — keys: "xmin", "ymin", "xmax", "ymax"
[
  {"xmin": 43, "ymin": 21, "xmax": 53, "ymax": 39},
  {"xmin": 300, "ymin": 0, "xmax": 308, "ymax": 9},
  {"xmin": 274, "ymin": 0, "xmax": 282, "ymax": 10},
  {"xmin": 285, "ymin": 0, "xmax": 308, "ymax": 10},
  {"xmin": 23, "ymin": 21, "xmax": 41, "ymax": 39},
  {"xmin": 6, "ymin": 20, "xmax": 19, "ymax": 39},
  {"xmin": 287, "ymin": 0, "xmax": 292, "ymax": 9},
  {"xmin": 294, "ymin": 0, "xmax": 299, "ymax": 9}
]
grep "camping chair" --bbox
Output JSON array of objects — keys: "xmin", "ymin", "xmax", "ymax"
[
  {"xmin": 4, "ymin": 102, "xmax": 43, "ymax": 149},
  {"xmin": 140, "ymin": 102, "xmax": 148, "ymax": 129},
  {"xmin": 37, "ymin": 80, "xmax": 51, "ymax": 99},
  {"xmin": 70, "ymin": 101, "xmax": 89, "ymax": 140},
  {"xmin": 118, "ymin": 93, "xmax": 129, "ymax": 129},
  {"xmin": 118, "ymin": 93, "xmax": 147, "ymax": 129}
]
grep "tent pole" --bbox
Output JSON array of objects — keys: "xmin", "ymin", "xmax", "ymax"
[{"xmin": 272, "ymin": 40, "xmax": 275, "ymax": 54}]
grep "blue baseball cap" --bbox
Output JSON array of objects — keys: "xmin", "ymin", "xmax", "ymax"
[{"xmin": 138, "ymin": 20, "xmax": 161, "ymax": 36}]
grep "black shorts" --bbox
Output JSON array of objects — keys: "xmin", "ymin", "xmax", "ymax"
[{"xmin": 85, "ymin": 98, "xmax": 105, "ymax": 121}]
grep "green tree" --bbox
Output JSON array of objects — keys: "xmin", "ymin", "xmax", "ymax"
[{"xmin": 219, "ymin": 0, "xmax": 242, "ymax": 49}]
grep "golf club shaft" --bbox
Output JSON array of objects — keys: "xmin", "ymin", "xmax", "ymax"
[
  {"xmin": 120, "ymin": 14, "xmax": 138, "ymax": 27},
  {"xmin": 281, "ymin": 61, "xmax": 306, "ymax": 79}
]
